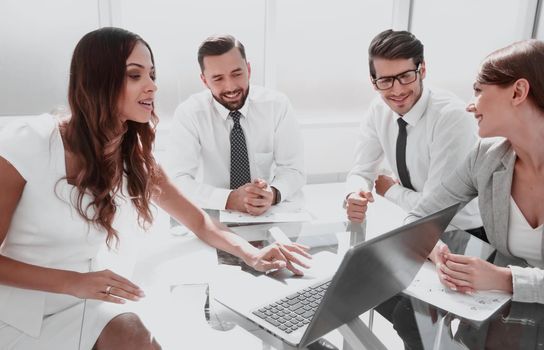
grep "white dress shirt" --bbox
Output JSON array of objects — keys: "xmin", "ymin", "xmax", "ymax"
[
  {"xmin": 346, "ymin": 87, "xmax": 482, "ymax": 230},
  {"xmin": 165, "ymin": 85, "xmax": 305, "ymax": 210}
]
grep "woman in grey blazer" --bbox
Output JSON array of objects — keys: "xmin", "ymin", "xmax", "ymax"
[{"xmin": 408, "ymin": 39, "xmax": 544, "ymax": 304}]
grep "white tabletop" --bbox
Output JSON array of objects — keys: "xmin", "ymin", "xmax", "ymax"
[{"xmin": 96, "ymin": 182, "xmax": 408, "ymax": 349}]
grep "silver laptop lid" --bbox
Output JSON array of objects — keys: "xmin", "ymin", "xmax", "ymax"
[{"xmin": 300, "ymin": 203, "xmax": 459, "ymax": 347}]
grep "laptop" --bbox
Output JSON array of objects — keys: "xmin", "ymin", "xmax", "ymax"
[{"xmin": 214, "ymin": 204, "xmax": 459, "ymax": 348}]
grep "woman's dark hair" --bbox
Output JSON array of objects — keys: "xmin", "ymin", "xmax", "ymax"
[
  {"xmin": 197, "ymin": 34, "xmax": 246, "ymax": 71},
  {"xmin": 368, "ymin": 29, "xmax": 424, "ymax": 78},
  {"xmin": 66, "ymin": 27, "xmax": 159, "ymax": 247},
  {"xmin": 478, "ymin": 39, "xmax": 544, "ymax": 112}
]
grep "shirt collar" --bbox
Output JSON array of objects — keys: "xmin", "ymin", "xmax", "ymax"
[
  {"xmin": 212, "ymin": 88, "xmax": 251, "ymax": 121},
  {"xmin": 395, "ymin": 86, "xmax": 430, "ymax": 126}
]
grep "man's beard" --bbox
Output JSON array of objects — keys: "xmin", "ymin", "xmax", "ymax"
[{"xmin": 213, "ymin": 86, "xmax": 250, "ymax": 111}]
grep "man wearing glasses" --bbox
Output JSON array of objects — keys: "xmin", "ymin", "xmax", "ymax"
[{"xmin": 344, "ymin": 29, "xmax": 485, "ymax": 241}]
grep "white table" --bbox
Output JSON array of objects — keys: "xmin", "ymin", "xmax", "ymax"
[{"xmin": 96, "ymin": 182, "xmax": 408, "ymax": 349}]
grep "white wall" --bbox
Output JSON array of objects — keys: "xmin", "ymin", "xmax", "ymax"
[
  {"xmin": 1, "ymin": 0, "xmax": 543, "ymax": 182},
  {"xmin": 411, "ymin": 0, "xmax": 540, "ymax": 102},
  {"xmin": 1, "ymin": 0, "xmax": 100, "ymax": 116},
  {"xmin": 118, "ymin": 0, "xmax": 267, "ymax": 118}
]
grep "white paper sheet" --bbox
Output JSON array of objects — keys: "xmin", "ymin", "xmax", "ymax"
[
  {"xmin": 404, "ymin": 261, "xmax": 511, "ymax": 321},
  {"xmin": 219, "ymin": 202, "xmax": 313, "ymax": 223}
]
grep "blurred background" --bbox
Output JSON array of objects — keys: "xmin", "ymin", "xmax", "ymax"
[{"xmin": 1, "ymin": 0, "xmax": 543, "ymax": 182}]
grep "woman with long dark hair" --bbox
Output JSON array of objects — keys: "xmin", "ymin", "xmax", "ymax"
[{"xmin": 0, "ymin": 27, "xmax": 309, "ymax": 349}]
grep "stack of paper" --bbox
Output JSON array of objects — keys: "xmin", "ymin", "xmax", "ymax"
[
  {"xmin": 404, "ymin": 261, "xmax": 511, "ymax": 321},
  {"xmin": 220, "ymin": 202, "xmax": 313, "ymax": 223}
]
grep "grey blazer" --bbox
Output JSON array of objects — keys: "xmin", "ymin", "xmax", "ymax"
[{"xmin": 409, "ymin": 138, "xmax": 544, "ymax": 303}]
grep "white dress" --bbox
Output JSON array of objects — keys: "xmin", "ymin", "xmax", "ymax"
[{"xmin": 0, "ymin": 114, "xmax": 133, "ymax": 349}]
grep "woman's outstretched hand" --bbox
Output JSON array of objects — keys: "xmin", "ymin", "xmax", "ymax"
[
  {"xmin": 66, "ymin": 269, "xmax": 145, "ymax": 304},
  {"xmin": 247, "ymin": 242, "xmax": 312, "ymax": 276}
]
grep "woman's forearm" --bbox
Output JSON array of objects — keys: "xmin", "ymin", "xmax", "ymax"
[
  {"xmin": 195, "ymin": 218, "xmax": 260, "ymax": 265},
  {"xmin": 0, "ymin": 255, "xmax": 79, "ymax": 295},
  {"xmin": 153, "ymin": 168, "xmax": 259, "ymax": 265},
  {"xmin": 497, "ymin": 266, "xmax": 513, "ymax": 293}
]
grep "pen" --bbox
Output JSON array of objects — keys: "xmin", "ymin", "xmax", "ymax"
[
  {"xmin": 265, "ymin": 227, "xmax": 292, "ymax": 274},
  {"xmin": 268, "ymin": 226, "xmax": 292, "ymax": 244}
]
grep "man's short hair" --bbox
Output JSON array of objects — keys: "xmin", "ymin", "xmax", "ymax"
[
  {"xmin": 197, "ymin": 35, "xmax": 246, "ymax": 71},
  {"xmin": 368, "ymin": 29, "xmax": 424, "ymax": 78}
]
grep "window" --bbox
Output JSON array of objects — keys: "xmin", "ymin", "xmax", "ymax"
[
  {"xmin": 0, "ymin": 0, "xmax": 99, "ymax": 116},
  {"xmin": 411, "ymin": 0, "xmax": 533, "ymax": 102},
  {"xmin": 274, "ymin": 0, "xmax": 395, "ymax": 120},
  {"xmin": 120, "ymin": 0, "xmax": 266, "ymax": 119}
]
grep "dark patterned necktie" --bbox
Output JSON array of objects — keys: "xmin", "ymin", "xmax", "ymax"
[
  {"xmin": 396, "ymin": 118, "xmax": 414, "ymax": 191},
  {"xmin": 229, "ymin": 110, "xmax": 251, "ymax": 189}
]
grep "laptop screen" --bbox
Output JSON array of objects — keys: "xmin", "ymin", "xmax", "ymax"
[{"xmin": 300, "ymin": 204, "xmax": 458, "ymax": 347}]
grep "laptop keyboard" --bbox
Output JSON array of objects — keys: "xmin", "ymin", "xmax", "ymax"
[{"xmin": 252, "ymin": 280, "xmax": 331, "ymax": 333}]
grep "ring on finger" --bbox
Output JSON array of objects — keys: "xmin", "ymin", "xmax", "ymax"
[{"xmin": 105, "ymin": 285, "xmax": 112, "ymax": 295}]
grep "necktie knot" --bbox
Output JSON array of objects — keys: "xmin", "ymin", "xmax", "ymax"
[
  {"xmin": 230, "ymin": 110, "xmax": 242, "ymax": 126},
  {"xmin": 397, "ymin": 118, "xmax": 408, "ymax": 128}
]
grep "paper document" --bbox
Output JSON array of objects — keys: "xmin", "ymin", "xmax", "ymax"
[
  {"xmin": 404, "ymin": 261, "xmax": 511, "ymax": 321},
  {"xmin": 219, "ymin": 202, "xmax": 312, "ymax": 223}
]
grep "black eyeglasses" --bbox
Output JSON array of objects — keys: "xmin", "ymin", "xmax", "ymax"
[{"xmin": 372, "ymin": 65, "xmax": 421, "ymax": 90}]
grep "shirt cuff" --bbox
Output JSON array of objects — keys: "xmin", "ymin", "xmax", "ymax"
[
  {"xmin": 271, "ymin": 186, "xmax": 281, "ymax": 205},
  {"xmin": 509, "ymin": 265, "xmax": 542, "ymax": 303},
  {"xmin": 383, "ymin": 183, "xmax": 403, "ymax": 202},
  {"xmin": 210, "ymin": 188, "xmax": 234, "ymax": 210},
  {"xmin": 345, "ymin": 175, "xmax": 372, "ymax": 197},
  {"xmin": 270, "ymin": 178, "xmax": 302, "ymax": 203}
]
